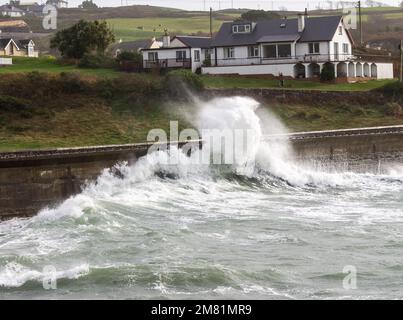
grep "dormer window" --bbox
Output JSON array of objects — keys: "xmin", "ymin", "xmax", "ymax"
[{"xmin": 232, "ymin": 24, "xmax": 251, "ymax": 34}]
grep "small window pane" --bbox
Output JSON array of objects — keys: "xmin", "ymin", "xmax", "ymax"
[
  {"xmin": 263, "ymin": 45, "xmax": 276, "ymax": 59},
  {"xmin": 278, "ymin": 44, "xmax": 291, "ymax": 58},
  {"xmin": 194, "ymin": 50, "xmax": 200, "ymax": 62}
]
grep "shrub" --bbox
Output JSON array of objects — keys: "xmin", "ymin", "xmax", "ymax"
[
  {"xmin": 320, "ymin": 63, "xmax": 335, "ymax": 82},
  {"xmin": 164, "ymin": 69, "xmax": 204, "ymax": 95},
  {"xmin": 378, "ymin": 81, "xmax": 403, "ymax": 98},
  {"xmin": 116, "ymin": 51, "xmax": 143, "ymax": 72},
  {"xmin": 0, "ymin": 95, "xmax": 31, "ymax": 113},
  {"xmin": 58, "ymin": 72, "xmax": 90, "ymax": 94},
  {"xmin": 78, "ymin": 53, "xmax": 115, "ymax": 68},
  {"xmin": 384, "ymin": 102, "xmax": 403, "ymax": 117},
  {"xmin": 116, "ymin": 51, "xmax": 142, "ymax": 64},
  {"xmin": 202, "ymin": 58, "xmax": 211, "ymax": 67}
]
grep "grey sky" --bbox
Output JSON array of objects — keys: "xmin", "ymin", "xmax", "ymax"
[{"xmin": 4, "ymin": 0, "xmax": 402, "ymax": 11}]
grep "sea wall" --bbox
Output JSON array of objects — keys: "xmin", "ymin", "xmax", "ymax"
[{"xmin": 1, "ymin": 127, "xmax": 403, "ymax": 220}]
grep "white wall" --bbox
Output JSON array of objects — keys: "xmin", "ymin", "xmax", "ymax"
[
  {"xmin": 202, "ymin": 63, "xmax": 295, "ymax": 77},
  {"xmin": 375, "ymin": 63, "xmax": 394, "ymax": 79},
  {"xmin": 295, "ymin": 41, "xmax": 329, "ymax": 60},
  {"xmin": 0, "ymin": 57, "xmax": 12, "ymax": 65},
  {"xmin": 329, "ymin": 21, "xmax": 353, "ymax": 61}
]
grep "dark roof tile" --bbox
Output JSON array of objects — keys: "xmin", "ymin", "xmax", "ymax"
[
  {"xmin": 212, "ymin": 16, "xmax": 343, "ymax": 47},
  {"xmin": 174, "ymin": 36, "xmax": 211, "ymax": 48}
]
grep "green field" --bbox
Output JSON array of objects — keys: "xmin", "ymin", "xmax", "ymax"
[{"xmin": 106, "ymin": 16, "xmax": 226, "ymax": 41}]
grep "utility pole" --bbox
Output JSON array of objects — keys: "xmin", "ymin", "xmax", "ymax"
[
  {"xmin": 400, "ymin": 39, "xmax": 403, "ymax": 82},
  {"xmin": 358, "ymin": 1, "xmax": 363, "ymax": 45},
  {"xmin": 210, "ymin": 7, "xmax": 213, "ymax": 37}
]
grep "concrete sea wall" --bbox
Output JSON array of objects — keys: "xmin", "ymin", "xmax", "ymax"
[{"xmin": 1, "ymin": 127, "xmax": 403, "ymax": 220}]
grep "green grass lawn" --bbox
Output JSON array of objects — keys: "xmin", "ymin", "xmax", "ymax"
[
  {"xmin": 201, "ymin": 75, "xmax": 395, "ymax": 91},
  {"xmin": 106, "ymin": 17, "xmax": 225, "ymax": 41},
  {"xmin": 0, "ymin": 56, "xmax": 121, "ymax": 77}
]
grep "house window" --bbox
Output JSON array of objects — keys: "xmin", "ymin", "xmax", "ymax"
[
  {"xmin": 343, "ymin": 43, "xmax": 349, "ymax": 54},
  {"xmin": 232, "ymin": 24, "xmax": 251, "ymax": 33},
  {"xmin": 176, "ymin": 50, "xmax": 187, "ymax": 61},
  {"xmin": 308, "ymin": 43, "xmax": 320, "ymax": 54},
  {"xmin": 224, "ymin": 47, "xmax": 235, "ymax": 59},
  {"xmin": 194, "ymin": 50, "xmax": 200, "ymax": 62},
  {"xmin": 263, "ymin": 43, "xmax": 292, "ymax": 59},
  {"xmin": 263, "ymin": 45, "xmax": 277, "ymax": 59},
  {"xmin": 277, "ymin": 44, "xmax": 292, "ymax": 58},
  {"xmin": 339, "ymin": 26, "xmax": 343, "ymax": 35},
  {"xmin": 148, "ymin": 52, "xmax": 158, "ymax": 61},
  {"xmin": 248, "ymin": 45, "xmax": 259, "ymax": 57}
]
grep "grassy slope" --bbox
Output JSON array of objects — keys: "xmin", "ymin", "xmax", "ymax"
[
  {"xmin": 0, "ymin": 58, "xmax": 402, "ymax": 151},
  {"xmin": 201, "ymin": 75, "xmax": 395, "ymax": 91},
  {"xmin": 0, "ymin": 100, "xmax": 185, "ymax": 151},
  {"xmin": 0, "ymin": 57, "xmax": 121, "ymax": 77},
  {"xmin": 270, "ymin": 104, "xmax": 403, "ymax": 133}
]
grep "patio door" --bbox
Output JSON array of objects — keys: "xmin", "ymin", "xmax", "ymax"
[{"xmin": 334, "ymin": 42, "xmax": 339, "ymax": 61}]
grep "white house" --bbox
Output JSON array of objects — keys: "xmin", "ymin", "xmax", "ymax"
[
  {"xmin": 46, "ymin": 0, "xmax": 68, "ymax": 8},
  {"xmin": 203, "ymin": 15, "xmax": 394, "ymax": 80},
  {"xmin": 141, "ymin": 34, "xmax": 212, "ymax": 73},
  {"xmin": 0, "ymin": 5, "xmax": 26, "ymax": 17}
]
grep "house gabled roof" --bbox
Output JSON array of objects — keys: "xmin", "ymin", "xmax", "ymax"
[
  {"xmin": 298, "ymin": 16, "xmax": 343, "ymax": 42},
  {"xmin": 0, "ymin": 5, "xmax": 25, "ymax": 12},
  {"xmin": 110, "ymin": 39, "xmax": 152, "ymax": 52},
  {"xmin": 173, "ymin": 36, "xmax": 211, "ymax": 49},
  {"xmin": 16, "ymin": 39, "xmax": 35, "ymax": 48},
  {"xmin": 212, "ymin": 15, "xmax": 346, "ymax": 47},
  {"xmin": 0, "ymin": 38, "xmax": 19, "ymax": 50}
]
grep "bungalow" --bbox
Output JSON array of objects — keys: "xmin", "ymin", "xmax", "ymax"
[
  {"xmin": 203, "ymin": 15, "xmax": 394, "ymax": 80},
  {"xmin": 141, "ymin": 33, "xmax": 212, "ymax": 73},
  {"xmin": 0, "ymin": 38, "xmax": 38, "ymax": 57},
  {"xmin": 111, "ymin": 39, "xmax": 152, "ymax": 58},
  {"xmin": 0, "ymin": 5, "xmax": 26, "ymax": 17}
]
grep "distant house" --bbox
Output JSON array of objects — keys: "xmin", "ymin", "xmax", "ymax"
[
  {"xmin": 46, "ymin": 0, "xmax": 68, "ymax": 9},
  {"xmin": 110, "ymin": 39, "xmax": 152, "ymax": 58},
  {"xmin": 0, "ymin": 38, "xmax": 38, "ymax": 57},
  {"xmin": 18, "ymin": 3, "xmax": 45, "ymax": 16},
  {"xmin": 0, "ymin": 5, "xmax": 26, "ymax": 17},
  {"xmin": 141, "ymin": 34, "xmax": 212, "ymax": 73},
  {"xmin": 203, "ymin": 15, "xmax": 394, "ymax": 80}
]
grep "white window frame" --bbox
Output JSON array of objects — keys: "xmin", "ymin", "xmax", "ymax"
[
  {"xmin": 248, "ymin": 45, "xmax": 259, "ymax": 58},
  {"xmin": 232, "ymin": 24, "xmax": 251, "ymax": 34},
  {"xmin": 223, "ymin": 47, "xmax": 235, "ymax": 59},
  {"xmin": 194, "ymin": 49, "xmax": 200, "ymax": 62},
  {"xmin": 339, "ymin": 26, "xmax": 343, "ymax": 35},
  {"xmin": 262, "ymin": 43, "xmax": 292, "ymax": 59},
  {"xmin": 176, "ymin": 50, "xmax": 187, "ymax": 62},
  {"xmin": 148, "ymin": 52, "xmax": 158, "ymax": 62},
  {"xmin": 308, "ymin": 42, "xmax": 320, "ymax": 54},
  {"xmin": 343, "ymin": 43, "xmax": 349, "ymax": 54}
]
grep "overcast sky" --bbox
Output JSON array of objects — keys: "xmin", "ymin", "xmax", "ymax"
[{"xmin": 6, "ymin": 0, "xmax": 403, "ymax": 11}]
